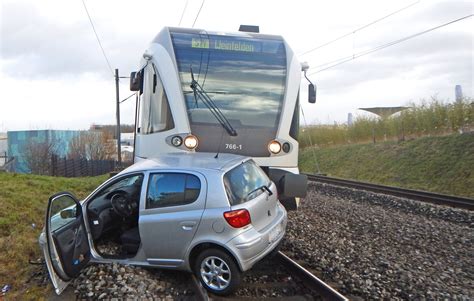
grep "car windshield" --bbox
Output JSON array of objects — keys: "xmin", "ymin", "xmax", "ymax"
[
  {"xmin": 223, "ymin": 160, "xmax": 271, "ymax": 205},
  {"xmin": 94, "ymin": 174, "xmax": 143, "ymax": 198},
  {"xmin": 170, "ymin": 30, "xmax": 287, "ymax": 156},
  {"xmin": 171, "ymin": 31, "xmax": 286, "ymax": 128}
]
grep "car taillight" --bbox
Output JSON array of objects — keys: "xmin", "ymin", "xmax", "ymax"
[{"xmin": 224, "ymin": 209, "xmax": 251, "ymax": 228}]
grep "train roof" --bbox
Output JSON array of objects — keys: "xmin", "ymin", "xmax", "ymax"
[{"xmin": 157, "ymin": 26, "xmax": 285, "ymax": 42}]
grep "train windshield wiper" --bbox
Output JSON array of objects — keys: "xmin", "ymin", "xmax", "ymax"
[{"xmin": 189, "ymin": 68, "xmax": 237, "ymax": 136}]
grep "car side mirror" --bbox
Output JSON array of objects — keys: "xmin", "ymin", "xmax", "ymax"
[
  {"xmin": 308, "ymin": 83, "xmax": 316, "ymax": 103},
  {"xmin": 60, "ymin": 207, "xmax": 77, "ymax": 219},
  {"xmin": 130, "ymin": 71, "xmax": 142, "ymax": 91}
]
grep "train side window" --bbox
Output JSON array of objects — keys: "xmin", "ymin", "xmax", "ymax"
[
  {"xmin": 289, "ymin": 94, "xmax": 299, "ymax": 141},
  {"xmin": 141, "ymin": 64, "xmax": 175, "ymax": 134}
]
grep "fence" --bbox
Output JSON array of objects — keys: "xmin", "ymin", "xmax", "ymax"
[
  {"xmin": 0, "ymin": 152, "xmax": 7, "ymax": 166},
  {"xmin": 0, "ymin": 153, "xmax": 15, "ymax": 172},
  {"xmin": 50, "ymin": 155, "xmax": 132, "ymax": 177}
]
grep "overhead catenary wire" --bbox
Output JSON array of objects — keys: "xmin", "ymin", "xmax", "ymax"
[
  {"xmin": 178, "ymin": 0, "xmax": 189, "ymax": 26},
  {"xmin": 299, "ymin": 0, "xmax": 421, "ymax": 56},
  {"xmin": 308, "ymin": 14, "xmax": 474, "ymax": 75},
  {"xmin": 80, "ymin": 0, "xmax": 114, "ymax": 77},
  {"xmin": 192, "ymin": 0, "xmax": 206, "ymax": 28}
]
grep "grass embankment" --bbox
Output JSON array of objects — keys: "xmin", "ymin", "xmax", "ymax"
[
  {"xmin": 300, "ymin": 133, "xmax": 474, "ymax": 198},
  {"xmin": 0, "ymin": 173, "xmax": 106, "ymax": 300}
]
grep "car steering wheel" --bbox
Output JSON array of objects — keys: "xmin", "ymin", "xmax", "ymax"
[{"xmin": 110, "ymin": 192, "xmax": 132, "ymax": 218}]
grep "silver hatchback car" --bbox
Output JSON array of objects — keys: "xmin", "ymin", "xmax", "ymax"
[{"xmin": 39, "ymin": 152, "xmax": 287, "ymax": 295}]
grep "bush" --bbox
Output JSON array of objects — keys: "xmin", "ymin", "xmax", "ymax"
[{"xmin": 300, "ymin": 97, "xmax": 473, "ymax": 148}]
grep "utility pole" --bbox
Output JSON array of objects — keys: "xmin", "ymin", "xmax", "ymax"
[{"xmin": 115, "ymin": 68, "xmax": 122, "ymax": 167}]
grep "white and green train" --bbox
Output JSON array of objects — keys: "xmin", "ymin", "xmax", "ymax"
[{"xmin": 129, "ymin": 26, "xmax": 316, "ymax": 209}]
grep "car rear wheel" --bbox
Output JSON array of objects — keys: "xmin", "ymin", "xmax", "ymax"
[{"xmin": 194, "ymin": 248, "xmax": 241, "ymax": 295}]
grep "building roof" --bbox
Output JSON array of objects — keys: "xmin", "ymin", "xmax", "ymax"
[
  {"xmin": 358, "ymin": 107, "xmax": 410, "ymax": 119},
  {"xmin": 6, "ymin": 129, "xmax": 81, "ymax": 134}
]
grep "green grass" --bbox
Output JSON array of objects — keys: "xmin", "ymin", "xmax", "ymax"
[
  {"xmin": 0, "ymin": 173, "xmax": 106, "ymax": 300},
  {"xmin": 299, "ymin": 133, "xmax": 474, "ymax": 198},
  {"xmin": 1, "ymin": 133, "xmax": 473, "ymax": 298}
]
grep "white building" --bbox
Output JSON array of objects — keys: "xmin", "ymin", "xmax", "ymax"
[{"xmin": 0, "ymin": 133, "xmax": 7, "ymax": 165}]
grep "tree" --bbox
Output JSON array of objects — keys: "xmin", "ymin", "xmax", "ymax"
[
  {"xmin": 68, "ymin": 131, "xmax": 116, "ymax": 161},
  {"xmin": 23, "ymin": 138, "xmax": 57, "ymax": 175},
  {"xmin": 68, "ymin": 133, "xmax": 87, "ymax": 160}
]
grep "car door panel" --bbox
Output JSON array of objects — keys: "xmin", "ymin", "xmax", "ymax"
[
  {"xmin": 40, "ymin": 192, "xmax": 90, "ymax": 295},
  {"xmin": 139, "ymin": 171, "xmax": 207, "ymax": 263},
  {"xmin": 140, "ymin": 208, "xmax": 204, "ymax": 261},
  {"xmin": 51, "ymin": 217, "xmax": 90, "ymax": 278}
]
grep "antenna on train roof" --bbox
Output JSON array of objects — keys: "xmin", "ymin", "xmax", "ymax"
[
  {"xmin": 214, "ymin": 127, "xmax": 225, "ymax": 159},
  {"xmin": 239, "ymin": 25, "xmax": 259, "ymax": 33}
]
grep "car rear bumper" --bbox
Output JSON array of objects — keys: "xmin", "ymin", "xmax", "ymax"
[{"xmin": 226, "ymin": 203, "xmax": 287, "ymax": 271}]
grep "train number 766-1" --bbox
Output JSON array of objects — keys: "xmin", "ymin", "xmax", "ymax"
[{"xmin": 225, "ymin": 143, "xmax": 243, "ymax": 150}]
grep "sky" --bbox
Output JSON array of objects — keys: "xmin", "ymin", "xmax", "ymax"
[{"xmin": 0, "ymin": 0, "xmax": 472, "ymax": 131}]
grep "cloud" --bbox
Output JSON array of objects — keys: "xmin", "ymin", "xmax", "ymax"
[
  {"xmin": 303, "ymin": 0, "xmax": 473, "ymax": 99},
  {"xmin": 0, "ymin": 1, "xmax": 148, "ymax": 79},
  {"xmin": 418, "ymin": 0, "xmax": 473, "ymax": 23},
  {"xmin": 0, "ymin": 0, "xmax": 472, "ymax": 130},
  {"xmin": 310, "ymin": 29, "xmax": 473, "ymax": 98},
  {"xmin": 1, "ymin": 1, "xmax": 103, "ymax": 77}
]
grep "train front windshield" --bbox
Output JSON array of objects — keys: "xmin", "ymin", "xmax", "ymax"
[{"xmin": 171, "ymin": 30, "xmax": 287, "ymax": 157}]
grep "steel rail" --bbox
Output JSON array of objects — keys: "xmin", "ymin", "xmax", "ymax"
[
  {"xmin": 191, "ymin": 274, "xmax": 210, "ymax": 301},
  {"xmin": 191, "ymin": 251, "xmax": 348, "ymax": 300},
  {"xmin": 305, "ymin": 173, "xmax": 474, "ymax": 210},
  {"xmin": 275, "ymin": 251, "xmax": 349, "ymax": 301}
]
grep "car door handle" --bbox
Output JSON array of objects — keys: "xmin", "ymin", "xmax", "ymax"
[{"xmin": 180, "ymin": 221, "xmax": 197, "ymax": 231}]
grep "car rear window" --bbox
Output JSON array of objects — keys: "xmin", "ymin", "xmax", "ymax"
[{"xmin": 223, "ymin": 160, "xmax": 271, "ymax": 205}]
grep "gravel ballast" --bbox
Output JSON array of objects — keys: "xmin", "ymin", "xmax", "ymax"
[
  {"xmin": 36, "ymin": 181, "xmax": 472, "ymax": 300},
  {"xmin": 72, "ymin": 263, "xmax": 195, "ymax": 300},
  {"xmin": 282, "ymin": 182, "xmax": 474, "ymax": 300}
]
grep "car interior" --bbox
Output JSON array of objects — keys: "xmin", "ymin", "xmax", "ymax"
[{"xmin": 86, "ymin": 174, "xmax": 144, "ymax": 258}]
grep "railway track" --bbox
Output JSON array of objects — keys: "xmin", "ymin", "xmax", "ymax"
[
  {"xmin": 305, "ymin": 173, "xmax": 474, "ymax": 210},
  {"xmin": 191, "ymin": 251, "xmax": 348, "ymax": 301}
]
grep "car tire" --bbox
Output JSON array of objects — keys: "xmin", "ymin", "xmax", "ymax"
[{"xmin": 194, "ymin": 248, "xmax": 241, "ymax": 295}]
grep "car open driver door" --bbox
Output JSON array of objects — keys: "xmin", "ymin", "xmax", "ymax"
[{"xmin": 39, "ymin": 192, "xmax": 91, "ymax": 295}]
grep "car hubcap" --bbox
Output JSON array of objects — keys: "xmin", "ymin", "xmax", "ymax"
[{"xmin": 200, "ymin": 256, "xmax": 231, "ymax": 290}]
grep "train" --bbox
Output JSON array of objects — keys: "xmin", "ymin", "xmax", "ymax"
[{"xmin": 129, "ymin": 26, "xmax": 316, "ymax": 209}]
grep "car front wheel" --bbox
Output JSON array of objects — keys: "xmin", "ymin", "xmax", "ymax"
[{"xmin": 194, "ymin": 248, "xmax": 241, "ymax": 295}]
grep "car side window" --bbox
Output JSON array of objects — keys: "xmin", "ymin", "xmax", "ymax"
[{"xmin": 147, "ymin": 173, "xmax": 201, "ymax": 209}]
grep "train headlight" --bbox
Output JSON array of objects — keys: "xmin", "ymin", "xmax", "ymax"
[
  {"xmin": 268, "ymin": 140, "xmax": 281, "ymax": 154},
  {"xmin": 171, "ymin": 136, "xmax": 183, "ymax": 147},
  {"xmin": 184, "ymin": 135, "xmax": 198, "ymax": 149},
  {"xmin": 282, "ymin": 142, "xmax": 290, "ymax": 153}
]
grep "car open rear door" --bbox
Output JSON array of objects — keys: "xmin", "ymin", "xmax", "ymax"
[{"xmin": 39, "ymin": 192, "xmax": 91, "ymax": 295}]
